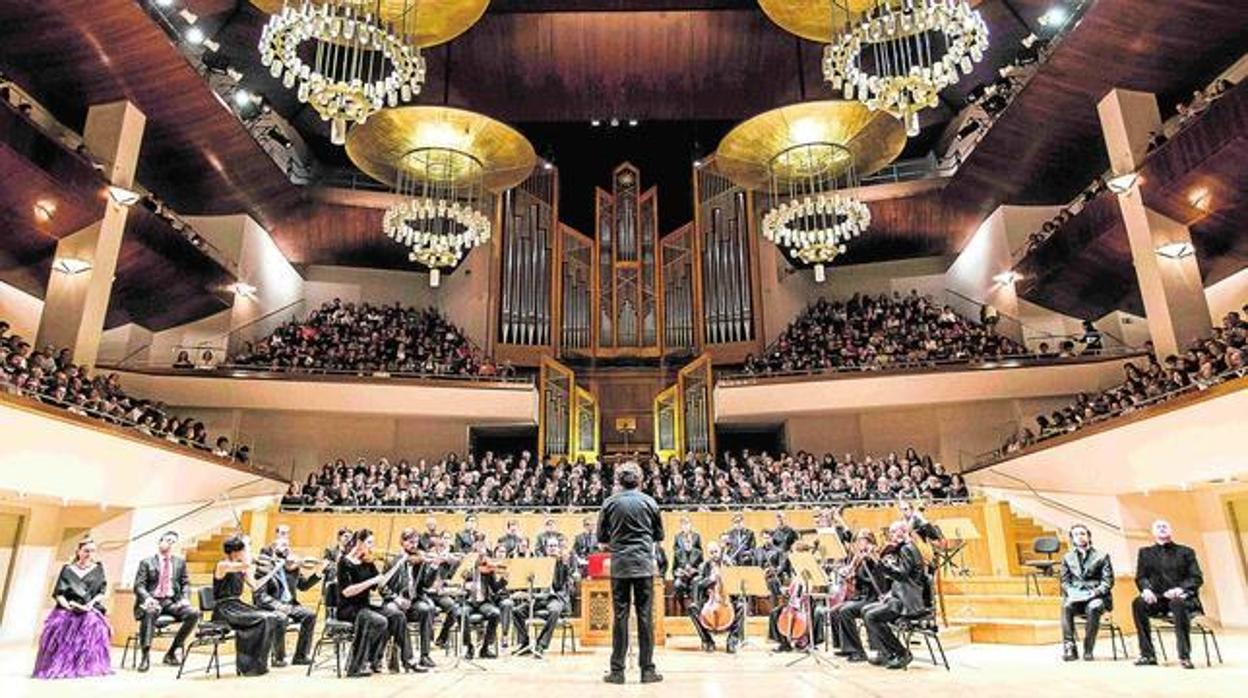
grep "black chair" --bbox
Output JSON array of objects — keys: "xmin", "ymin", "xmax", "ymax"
[
  {"xmin": 120, "ymin": 613, "xmax": 176, "ymax": 669},
  {"xmin": 1152, "ymin": 615, "xmax": 1223, "ymax": 667},
  {"xmin": 306, "ymin": 583, "xmax": 355, "ymax": 677},
  {"xmin": 1022, "ymin": 537, "xmax": 1062, "ymax": 596},
  {"xmin": 528, "ymin": 606, "xmax": 578, "ymax": 655},
  {"xmin": 176, "ymin": 588, "xmax": 233, "ymax": 679},
  {"xmin": 1072, "ymin": 614, "xmax": 1130, "ymax": 660},
  {"xmin": 891, "ymin": 609, "xmax": 949, "ymax": 671}
]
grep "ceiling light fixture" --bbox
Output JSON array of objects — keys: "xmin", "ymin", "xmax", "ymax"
[
  {"xmin": 185, "ymin": 26, "xmax": 205, "ymax": 45},
  {"xmin": 993, "ymin": 270, "xmax": 1023, "ymax": 285},
  {"xmin": 1038, "ymin": 6, "xmax": 1069, "ymax": 28},
  {"xmin": 1155, "ymin": 241, "xmax": 1195, "ymax": 260},
  {"xmin": 822, "ymin": 0, "xmax": 990, "ymax": 137},
  {"xmin": 1105, "ymin": 171, "xmax": 1139, "ymax": 195},
  {"xmin": 591, "ymin": 119, "xmax": 601, "ymax": 127},
  {"xmin": 226, "ymin": 281, "xmax": 258, "ymax": 298},
  {"xmin": 106, "ymin": 185, "xmax": 142, "ymax": 207},
  {"xmin": 628, "ymin": 119, "xmax": 639, "ymax": 127},
  {"xmin": 33, "ymin": 199, "xmax": 56, "ymax": 222},
  {"xmin": 178, "ymin": 8, "xmax": 197, "ymax": 24},
  {"xmin": 233, "ymin": 89, "xmax": 254, "ymax": 107},
  {"xmin": 53, "ymin": 257, "xmax": 93, "ymax": 275}
]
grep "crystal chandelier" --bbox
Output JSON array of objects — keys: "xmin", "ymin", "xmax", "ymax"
[
  {"xmin": 822, "ymin": 0, "xmax": 989, "ymax": 136},
  {"xmin": 761, "ymin": 142, "xmax": 871, "ymax": 283},
  {"xmin": 381, "ymin": 147, "xmax": 491, "ymax": 287},
  {"xmin": 259, "ymin": 0, "xmax": 426, "ymax": 145}
]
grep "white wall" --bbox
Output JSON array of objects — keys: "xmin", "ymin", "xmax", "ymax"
[
  {"xmin": 1205, "ymin": 266, "xmax": 1248, "ymax": 323},
  {"xmin": 0, "ymin": 280, "xmax": 44, "ymax": 340},
  {"xmin": 303, "ymin": 265, "xmax": 436, "ymax": 309}
]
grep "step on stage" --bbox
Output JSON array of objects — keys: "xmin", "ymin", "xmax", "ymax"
[{"xmin": 4, "ymin": 633, "xmax": 1246, "ymax": 698}]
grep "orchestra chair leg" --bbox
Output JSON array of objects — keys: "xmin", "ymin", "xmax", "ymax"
[
  {"xmin": 121, "ymin": 635, "xmax": 134, "ymax": 669},
  {"xmin": 1154, "ymin": 628, "xmax": 1168, "ymax": 661}
]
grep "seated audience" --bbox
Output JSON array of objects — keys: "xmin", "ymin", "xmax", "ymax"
[
  {"xmin": 281, "ymin": 447, "xmax": 964, "ymax": 511},
  {"xmin": 741, "ymin": 290, "xmax": 1025, "ymax": 376},
  {"xmin": 0, "ymin": 319, "xmax": 244, "ymax": 459},
  {"xmin": 229, "ymin": 299, "xmax": 512, "ymax": 378}
]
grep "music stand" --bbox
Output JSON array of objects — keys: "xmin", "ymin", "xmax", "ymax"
[
  {"xmin": 931, "ymin": 518, "xmax": 979, "ymax": 577},
  {"xmin": 720, "ymin": 566, "xmax": 767, "ymax": 649},
  {"xmin": 448, "ymin": 553, "xmax": 486, "ymax": 672},
  {"xmin": 504, "ymin": 557, "xmax": 557, "ymax": 657},
  {"xmin": 812, "ymin": 530, "xmax": 849, "ymax": 562},
  {"xmin": 781, "ymin": 553, "xmax": 836, "ymax": 669}
]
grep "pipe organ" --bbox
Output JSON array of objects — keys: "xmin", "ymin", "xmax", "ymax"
[
  {"xmin": 678, "ymin": 354, "xmax": 715, "ymax": 455},
  {"xmin": 594, "ymin": 163, "xmax": 661, "ymax": 356},
  {"xmin": 660, "ymin": 223, "xmax": 696, "ymax": 353},
  {"xmin": 695, "ymin": 159, "xmax": 758, "ymax": 348},
  {"xmin": 559, "ymin": 224, "xmax": 594, "ymax": 352},
  {"xmin": 498, "ymin": 167, "xmax": 557, "ymax": 347},
  {"xmin": 538, "ymin": 356, "xmax": 600, "ymax": 461}
]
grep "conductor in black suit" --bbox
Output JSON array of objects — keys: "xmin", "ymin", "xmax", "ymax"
[
  {"xmin": 596, "ymin": 461, "xmax": 664, "ymax": 685},
  {"xmin": 1132, "ymin": 519, "xmax": 1203, "ymax": 669},
  {"xmin": 133, "ymin": 531, "xmax": 200, "ymax": 672}
]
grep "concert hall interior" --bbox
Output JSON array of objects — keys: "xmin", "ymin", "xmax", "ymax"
[{"xmin": 2, "ymin": 0, "xmax": 1247, "ymax": 695}]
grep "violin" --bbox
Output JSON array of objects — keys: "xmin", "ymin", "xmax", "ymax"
[{"xmin": 698, "ymin": 560, "xmax": 736, "ymax": 632}]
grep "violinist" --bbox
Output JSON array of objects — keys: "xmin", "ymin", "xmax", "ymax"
[
  {"xmin": 690, "ymin": 542, "xmax": 747, "ymax": 654},
  {"xmin": 212, "ymin": 535, "xmax": 285, "ymax": 676},
  {"xmin": 672, "ymin": 515, "xmax": 704, "ymax": 613},
  {"xmin": 418, "ymin": 516, "xmax": 442, "ymax": 551},
  {"xmin": 431, "ymin": 533, "xmax": 465, "ymax": 650},
  {"xmin": 459, "ymin": 537, "xmax": 508, "ymax": 659},
  {"xmin": 454, "ymin": 515, "xmax": 478, "ymax": 553},
  {"xmin": 862, "ymin": 521, "xmax": 929, "ymax": 670},
  {"xmin": 336, "ymin": 529, "xmax": 409, "ymax": 677},
  {"xmin": 497, "ymin": 519, "xmax": 527, "ymax": 558},
  {"xmin": 825, "ymin": 529, "xmax": 887, "ymax": 661},
  {"xmin": 252, "ymin": 537, "xmax": 322, "ymax": 667},
  {"xmin": 322, "ymin": 527, "xmax": 353, "ymax": 589},
  {"xmin": 722, "ymin": 513, "xmax": 756, "ymax": 565},
  {"xmin": 757, "ymin": 529, "xmax": 794, "ymax": 605},
  {"xmin": 513, "ymin": 538, "xmax": 575, "ymax": 658},
  {"xmin": 380, "ymin": 528, "xmax": 437, "ymax": 670}
]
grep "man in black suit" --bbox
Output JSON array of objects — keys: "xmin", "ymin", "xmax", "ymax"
[
  {"xmin": 418, "ymin": 516, "xmax": 442, "ymax": 551},
  {"xmin": 380, "ymin": 528, "xmax": 436, "ymax": 670},
  {"xmin": 322, "ymin": 526, "xmax": 353, "ymax": 589},
  {"xmin": 1132, "ymin": 519, "xmax": 1203, "ymax": 669},
  {"xmin": 534, "ymin": 517, "xmax": 565, "ymax": 554},
  {"xmin": 513, "ymin": 537, "xmax": 575, "ymax": 658},
  {"xmin": 770, "ymin": 511, "xmax": 799, "ymax": 552},
  {"xmin": 572, "ymin": 516, "xmax": 598, "ymax": 575},
  {"xmin": 722, "ymin": 513, "xmax": 756, "ymax": 566},
  {"xmin": 497, "ymin": 519, "xmax": 527, "ymax": 557},
  {"xmin": 863, "ymin": 521, "xmax": 928, "ymax": 670},
  {"xmin": 1060, "ymin": 524, "xmax": 1114, "ymax": 661},
  {"xmin": 671, "ymin": 515, "xmax": 703, "ymax": 613},
  {"xmin": 132, "ymin": 531, "xmax": 200, "ymax": 672},
  {"xmin": 253, "ymin": 537, "xmax": 322, "ymax": 666},
  {"xmin": 597, "ymin": 461, "xmax": 664, "ymax": 685},
  {"xmin": 454, "ymin": 515, "xmax": 479, "ymax": 553}
]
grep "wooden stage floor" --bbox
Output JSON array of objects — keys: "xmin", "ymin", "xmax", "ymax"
[{"xmin": 5, "ymin": 633, "xmax": 1245, "ymax": 697}]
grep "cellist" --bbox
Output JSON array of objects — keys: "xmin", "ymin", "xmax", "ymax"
[
  {"xmin": 689, "ymin": 542, "xmax": 747, "ymax": 654},
  {"xmin": 826, "ymin": 529, "xmax": 887, "ymax": 661}
]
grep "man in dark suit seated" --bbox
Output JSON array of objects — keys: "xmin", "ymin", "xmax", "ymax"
[
  {"xmin": 133, "ymin": 531, "xmax": 200, "ymax": 672},
  {"xmin": 1132, "ymin": 519, "xmax": 1203, "ymax": 669},
  {"xmin": 862, "ymin": 521, "xmax": 928, "ymax": 670},
  {"xmin": 380, "ymin": 528, "xmax": 436, "ymax": 670},
  {"xmin": 671, "ymin": 516, "xmax": 704, "ymax": 614},
  {"xmin": 1060, "ymin": 524, "xmax": 1114, "ymax": 661},
  {"xmin": 253, "ymin": 537, "xmax": 322, "ymax": 666}
]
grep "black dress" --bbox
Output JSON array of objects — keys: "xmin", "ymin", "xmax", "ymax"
[
  {"xmin": 212, "ymin": 570, "xmax": 282, "ymax": 676},
  {"xmin": 336, "ymin": 557, "xmax": 392, "ymax": 674}
]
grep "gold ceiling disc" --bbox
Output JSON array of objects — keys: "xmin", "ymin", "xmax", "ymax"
[
  {"xmin": 715, "ymin": 100, "xmax": 907, "ymax": 189},
  {"xmin": 345, "ymin": 106, "xmax": 536, "ymax": 191},
  {"xmin": 759, "ymin": 0, "xmax": 984, "ymax": 43},
  {"xmin": 251, "ymin": 0, "xmax": 489, "ymax": 49}
]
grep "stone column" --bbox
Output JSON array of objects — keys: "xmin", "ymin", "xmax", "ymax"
[
  {"xmin": 36, "ymin": 100, "xmax": 146, "ymax": 368},
  {"xmin": 1097, "ymin": 89, "xmax": 1211, "ymax": 357}
]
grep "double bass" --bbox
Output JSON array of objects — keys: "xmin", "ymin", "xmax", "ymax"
[{"xmin": 698, "ymin": 561, "xmax": 735, "ymax": 632}]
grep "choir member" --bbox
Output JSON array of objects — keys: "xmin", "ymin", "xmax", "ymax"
[
  {"xmin": 132, "ymin": 531, "xmax": 200, "ymax": 671},
  {"xmin": 212, "ymin": 535, "xmax": 285, "ymax": 676},
  {"xmin": 1132, "ymin": 520, "xmax": 1203, "ymax": 669},
  {"xmin": 32, "ymin": 536, "xmax": 112, "ymax": 679}
]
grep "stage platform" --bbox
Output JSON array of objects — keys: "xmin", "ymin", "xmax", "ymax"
[{"xmin": 4, "ymin": 631, "xmax": 1245, "ymax": 698}]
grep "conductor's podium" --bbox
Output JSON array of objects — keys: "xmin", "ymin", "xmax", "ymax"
[{"xmin": 580, "ymin": 577, "xmax": 666, "ymax": 647}]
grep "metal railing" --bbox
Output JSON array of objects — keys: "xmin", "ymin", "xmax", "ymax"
[
  {"xmin": 967, "ymin": 469, "xmax": 1122, "ymax": 534},
  {"xmin": 967, "ymin": 366, "xmax": 1248, "ymax": 470},
  {"xmin": 106, "ymin": 362, "xmax": 535, "ymax": 386},
  {"xmin": 278, "ymin": 495, "xmax": 972, "ymax": 515}
]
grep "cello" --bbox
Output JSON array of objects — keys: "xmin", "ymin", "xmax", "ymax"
[
  {"xmin": 698, "ymin": 560, "xmax": 736, "ymax": 632},
  {"xmin": 776, "ymin": 570, "xmax": 811, "ymax": 647}
]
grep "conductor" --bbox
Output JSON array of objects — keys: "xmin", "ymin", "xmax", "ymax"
[{"xmin": 597, "ymin": 461, "xmax": 665, "ymax": 685}]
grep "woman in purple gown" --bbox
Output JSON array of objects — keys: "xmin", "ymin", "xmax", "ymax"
[{"xmin": 33, "ymin": 536, "xmax": 113, "ymax": 678}]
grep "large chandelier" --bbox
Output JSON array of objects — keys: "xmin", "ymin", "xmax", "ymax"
[
  {"xmin": 259, "ymin": 1, "xmax": 426, "ymax": 145},
  {"xmin": 822, "ymin": 0, "xmax": 990, "ymax": 136},
  {"xmin": 346, "ymin": 106, "xmax": 537, "ymax": 287},
  {"xmin": 762, "ymin": 143, "xmax": 871, "ymax": 282},
  {"xmin": 382, "ymin": 148, "xmax": 491, "ymax": 287},
  {"xmin": 715, "ymin": 101, "xmax": 906, "ymax": 283}
]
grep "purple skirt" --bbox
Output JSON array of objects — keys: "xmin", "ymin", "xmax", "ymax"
[{"xmin": 33, "ymin": 607, "xmax": 114, "ymax": 679}]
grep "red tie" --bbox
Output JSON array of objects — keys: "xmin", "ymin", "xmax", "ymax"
[{"xmin": 157, "ymin": 556, "xmax": 172, "ymax": 598}]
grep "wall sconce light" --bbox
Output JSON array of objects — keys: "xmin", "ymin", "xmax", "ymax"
[
  {"xmin": 1106, "ymin": 171, "xmax": 1139, "ymax": 195},
  {"xmin": 1155, "ymin": 241, "xmax": 1195, "ymax": 259},
  {"xmin": 106, "ymin": 185, "xmax": 141, "ymax": 207},
  {"xmin": 53, "ymin": 257, "xmax": 93, "ymax": 275},
  {"xmin": 226, "ymin": 281, "xmax": 258, "ymax": 298},
  {"xmin": 33, "ymin": 199, "xmax": 56, "ymax": 222},
  {"xmin": 993, "ymin": 270, "xmax": 1023, "ymax": 285}
]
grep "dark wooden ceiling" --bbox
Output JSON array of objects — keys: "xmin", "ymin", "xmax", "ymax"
[{"xmin": 0, "ymin": 0, "xmax": 1244, "ymax": 322}]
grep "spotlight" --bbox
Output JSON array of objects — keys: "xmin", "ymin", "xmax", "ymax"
[
  {"xmin": 155, "ymin": 0, "xmax": 175, "ymax": 7},
  {"xmin": 993, "ymin": 271, "xmax": 1023, "ymax": 285},
  {"xmin": 178, "ymin": 8, "xmax": 197, "ymax": 24},
  {"xmin": 628, "ymin": 119, "xmax": 638, "ymax": 127},
  {"xmin": 33, "ymin": 199, "xmax": 56, "ymax": 222},
  {"xmin": 1038, "ymin": 6, "xmax": 1069, "ymax": 28},
  {"xmin": 202, "ymin": 38, "xmax": 220, "ymax": 52},
  {"xmin": 609, "ymin": 118, "xmax": 619, "ymax": 127},
  {"xmin": 590, "ymin": 119, "xmax": 601, "ymax": 127},
  {"xmin": 226, "ymin": 67, "xmax": 244, "ymax": 82},
  {"xmin": 227, "ymin": 282, "xmax": 258, "ymax": 299},
  {"xmin": 542, "ymin": 161, "xmax": 554, "ymax": 171},
  {"xmin": 185, "ymin": 26, "xmax": 205, "ymax": 45},
  {"xmin": 692, "ymin": 159, "xmax": 703, "ymax": 168},
  {"xmin": 234, "ymin": 89, "xmax": 254, "ymax": 107}
]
